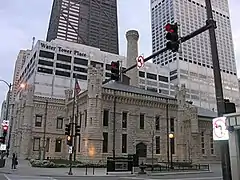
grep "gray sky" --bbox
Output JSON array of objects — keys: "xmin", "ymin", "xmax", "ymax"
[{"xmin": 0, "ymin": 0, "xmax": 239, "ymax": 110}]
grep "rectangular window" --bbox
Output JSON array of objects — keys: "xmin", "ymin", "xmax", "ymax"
[
  {"xmin": 156, "ymin": 136, "xmax": 160, "ymax": 154},
  {"xmin": 74, "ymin": 57, "xmax": 88, "ymax": 66},
  {"xmin": 139, "ymin": 71, "xmax": 145, "ymax": 78},
  {"xmin": 35, "ymin": 115, "xmax": 42, "ymax": 127},
  {"xmin": 147, "ymin": 73, "xmax": 157, "ymax": 80},
  {"xmin": 57, "ymin": 54, "xmax": 71, "ymax": 63},
  {"xmin": 73, "ymin": 73, "xmax": 87, "ymax": 80},
  {"xmin": 33, "ymin": 137, "xmax": 40, "ymax": 151},
  {"xmin": 55, "ymin": 70, "xmax": 70, "ymax": 77},
  {"xmin": 122, "ymin": 134, "xmax": 127, "ymax": 153},
  {"xmin": 38, "ymin": 59, "xmax": 54, "ymax": 67},
  {"xmin": 55, "ymin": 139, "xmax": 62, "ymax": 152},
  {"xmin": 103, "ymin": 132, "xmax": 108, "ymax": 153},
  {"xmin": 103, "ymin": 109, "xmax": 109, "ymax": 126},
  {"xmin": 155, "ymin": 116, "xmax": 160, "ymax": 130},
  {"xmin": 170, "ymin": 118, "xmax": 174, "ymax": 132},
  {"xmin": 79, "ymin": 113, "xmax": 82, "ymax": 128},
  {"xmin": 37, "ymin": 67, "xmax": 53, "ymax": 74},
  {"xmin": 122, "ymin": 112, "xmax": 127, "ymax": 128},
  {"xmin": 39, "ymin": 50, "xmax": 54, "ymax": 59},
  {"xmin": 140, "ymin": 114, "xmax": 144, "ymax": 129},
  {"xmin": 46, "ymin": 138, "xmax": 50, "ymax": 152},
  {"xmin": 210, "ymin": 134, "xmax": 214, "ymax": 154},
  {"xmin": 56, "ymin": 117, "xmax": 63, "ymax": 129},
  {"xmin": 201, "ymin": 132, "xmax": 205, "ymax": 154},
  {"xmin": 84, "ymin": 110, "xmax": 87, "ymax": 127},
  {"xmin": 73, "ymin": 66, "xmax": 87, "ymax": 73},
  {"xmin": 56, "ymin": 63, "xmax": 71, "ymax": 70},
  {"xmin": 159, "ymin": 75, "xmax": 169, "ymax": 82}
]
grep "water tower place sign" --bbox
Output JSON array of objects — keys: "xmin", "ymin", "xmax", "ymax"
[{"xmin": 40, "ymin": 42, "xmax": 87, "ymax": 57}]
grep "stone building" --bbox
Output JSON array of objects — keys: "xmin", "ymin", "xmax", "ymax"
[
  {"xmin": 10, "ymin": 64, "xmax": 220, "ymax": 163},
  {"xmin": 11, "ymin": 85, "xmax": 68, "ymax": 159},
  {"xmin": 64, "ymin": 65, "xmax": 220, "ymax": 164}
]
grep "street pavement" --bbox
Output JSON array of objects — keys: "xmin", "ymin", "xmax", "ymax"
[{"xmin": 0, "ymin": 158, "xmax": 223, "ymax": 180}]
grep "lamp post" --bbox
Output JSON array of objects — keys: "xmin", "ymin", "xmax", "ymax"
[
  {"xmin": 169, "ymin": 133, "xmax": 174, "ymax": 169},
  {"xmin": 0, "ymin": 80, "xmax": 12, "ymax": 121}
]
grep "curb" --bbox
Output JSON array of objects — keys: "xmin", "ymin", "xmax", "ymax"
[
  {"xmin": 148, "ymin": 170, "xmax": 213, "ymax": 176},
  {"xmin": 39, "ymin": 174, "xmax": 137, "ymax": 177}
]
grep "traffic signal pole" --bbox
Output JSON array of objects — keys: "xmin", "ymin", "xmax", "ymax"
[
  {"xmin": 205, "ymin": 0, "xmax": 232, "ymax": 179},
  {"xmin": 68, "ymin": 91, "xmax": 75, "ymax": 175},
  {"xmin": 122, "ymin": 22, "xmax": 212, "ymax": 75}
]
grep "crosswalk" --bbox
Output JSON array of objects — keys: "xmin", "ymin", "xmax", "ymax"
[{"xmin": 4, "ymin": 174, "xmax": 57, "ymax": 180}]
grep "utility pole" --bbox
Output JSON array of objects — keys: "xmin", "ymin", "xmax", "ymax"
[
  {"xmin": 151, "ymin": 125, "xmax": 154, "ymax": 171},
  {"xmin": 42, "ymin": 100, "xmax": 48, "ymax": 161},
  {"xmin": 74, "ymin": 100, "xmax": 79, "ymax": 161},
  {"xmin": 205, "ymin": 0, "xmax": 232, "ymax": 179},
  {"xmin": 166, "ymin": 99, "xmax": 169, "ymax": 166},
  {"xmin": 112, "ymin": 89, "xmax": 116, "ymax": 160}
]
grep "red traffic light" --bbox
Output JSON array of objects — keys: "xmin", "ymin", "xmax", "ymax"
[
  {"xmin": 165, "ymin": 23, "xmax": 174, "ymax": 33},
  {"xmin": 111, "ymin": 61, "xmax": 119, "ymax": 69},
  {"xmin": 3, "ymin": 126, "xmax": 8, "ymax": 131}
]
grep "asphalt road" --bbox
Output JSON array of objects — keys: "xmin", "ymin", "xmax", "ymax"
[{"xmin": 0, "ymin": 174, "xmax": 223, "ymax": 180}]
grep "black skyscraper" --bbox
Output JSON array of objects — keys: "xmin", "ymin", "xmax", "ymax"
[{"xmin": 46, "ymin": 0, "xmax": 119, "ymax": 54}]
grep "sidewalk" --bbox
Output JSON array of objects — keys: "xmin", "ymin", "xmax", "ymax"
[{"xmin": 0, "ymin": 159, "xmax": 214, "ymax": 177}]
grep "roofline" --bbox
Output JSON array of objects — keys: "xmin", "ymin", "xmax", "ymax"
[{"xmin": 103, "ymin": 87, "xmax": 177, "ymax": 101}]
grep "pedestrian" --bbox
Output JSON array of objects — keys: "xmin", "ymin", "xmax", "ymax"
[{"xmin": 11, "ymin": 153, "xmax": 17, "ymax": 169}]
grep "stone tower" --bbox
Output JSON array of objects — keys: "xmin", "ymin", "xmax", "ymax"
[
  {"xmin": 126, "ymin": 30, "xmax": 139, "ymax": 87},
  {"xmin": 81, "ymin": 64, "xmax": 104, "ymax": 162}
]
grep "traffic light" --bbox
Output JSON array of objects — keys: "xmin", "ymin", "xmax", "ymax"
[
  {"xmin": 2, "ymin": 125, "xmax": 8, "ymax": 137},
  {"xmin": 75, "ymin": 125, "xmax": 80, "ymax": 136},
  {"xmin": 0, "ymin": 137, "xmax": 5, "ymax": 144},
  {"xmin": 224, "ymin": 99, "xmax": 236, "ymax": 114},
  {"xmin": 66, "ymin": 135, "xmax": 72, "ymax": 146},
  {"xmin": 65, "ymin": 124, "xmax": 70, "ymax": 136},
  {"xmin": 165, "ymin": 23, "xmax": 179, "ymax": 52},
  {"xmin": 110, "ymin": 61, "xmax": 120, "ymax": 81}
]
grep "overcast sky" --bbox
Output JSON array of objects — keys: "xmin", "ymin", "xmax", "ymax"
[{"xmin": 0, "ymin": 0, "xmax": 239, "ymax": 111}]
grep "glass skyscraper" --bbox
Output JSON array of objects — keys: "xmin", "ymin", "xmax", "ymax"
[
  {"xmin": 46, "ymin": 0, "xmax": 119, "ymax": 54},
  {"xmin": 151, "ymin": 0, "xmax": 239, "ymax": 111}
]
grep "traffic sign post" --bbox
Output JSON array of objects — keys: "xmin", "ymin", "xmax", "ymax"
[{"xmin": 213, "ymin": 117, "xmax": 229, "ymax": 141}]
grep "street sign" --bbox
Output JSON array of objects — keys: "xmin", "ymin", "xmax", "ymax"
[
  {"xmin": 136, "ymin": 55, "xmax": 144, "ymax": 69},
  {"xmin": 1, "ymin": 120, "xmax": 9, "ymax": 127},
  {"xmin": 213, "ymin": 117, "xmax": 229, "ymax": 141},
  {"xmin": 0, "ymin": 144, "xmax": 6, "ymax": 151},
  {"xmin": 68, "ymin": 146, "xmax": 73, "ymax": 154}
]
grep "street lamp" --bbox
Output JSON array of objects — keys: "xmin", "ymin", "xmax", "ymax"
[
  {"xmin": 0, "ymin": 80, "xmax": 12, "ymax": 122},
  {"xmin": 0, "ymin": 80, "xmax": 25, "ymax": 151},
  {"xmin": 169, "ymin": 133, "xmax": 174, "ymax": 169}
]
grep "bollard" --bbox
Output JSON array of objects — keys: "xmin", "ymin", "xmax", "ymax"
[
  {"xmin": 93, "ymin": 165, "xmax": 95, "ymax": 175},
  {"xmin": 85, "ymin": 165, "xmax": 87, "ymax": 175}
]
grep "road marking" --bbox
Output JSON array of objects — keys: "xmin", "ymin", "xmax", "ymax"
[
  {"xmin": 4, "ymin": 174, "xmax": 57, "ymax": 180},
  {"xmin": 4, "ymin": 174, "xmax": 11, "ymax": 180},
  {"xmin": 120, "ymin": 177, "xmax": 222, "ymax": 180}
]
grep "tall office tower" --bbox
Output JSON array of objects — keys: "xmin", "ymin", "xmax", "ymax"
[
  {"xmin": 151, "ymin": 0, "xmax": 239, "ymax": 111},
  {"xmin": 12, "ymin": 50, "xmax": 31, "ymax": 102},
  {"xmin": 46, "ymin": 0, "xmax": 119, "ymax": 54}
]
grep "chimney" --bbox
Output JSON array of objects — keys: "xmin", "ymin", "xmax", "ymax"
[{"xmin": 126, "ymin": 30, "xmax": 139, "ymax": 87}]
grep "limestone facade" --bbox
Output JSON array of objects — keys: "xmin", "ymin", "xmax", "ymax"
[{"xmin": 10, "ymin": 65, "xmax": 220, "ymax": 163}]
